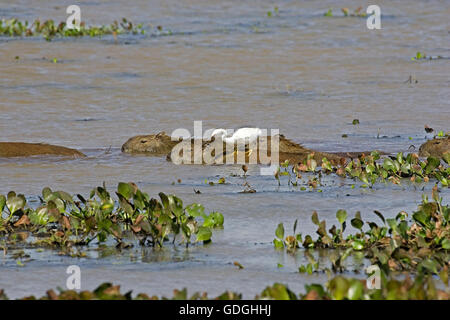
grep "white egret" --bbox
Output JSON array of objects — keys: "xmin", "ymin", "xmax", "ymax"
[{"xmin": 211, "ymin": 127, "xmax": 263, "ymax": 144}]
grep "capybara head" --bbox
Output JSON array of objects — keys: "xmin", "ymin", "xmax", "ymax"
[
  {"xmin": 418, "ymin": 136, "xmax": 450, "ymax": 158},
  {"xmin": 121, "ymin": 132, "xmax": 181, "ymax": 154}
]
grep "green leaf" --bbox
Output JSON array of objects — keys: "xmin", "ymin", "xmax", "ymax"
[
  {"xmin": 185, "ymin": 203, "xmax": 205, "ymax": 217},
  {"xmin": 117, "ymin": 182, "xmax": 133, "ymax": 199},
  {"xmin": 443, "ymin": 151, "xmax": 450, "ymax": 165},
  {"xmin": 382, "ymin": 158, "xmax": 396, "ymax": 172},
  {"xmin": 168, "ymin": 195, "xmax": 183, "ymax": 216},
  {"xmin": 203, "ymin": 212, "xmax": 224, "ymax": 228},
  {"xmin": 0, "ymin": 195, "xmax": 5, "ymax": 213},
  {"xmin": 273, "ymin": 238, "xmax": 284, "ymax": 249},
  {"xmin": 329, "ymin": 277, "xmax": 349, "ymax": 300},
  {"xmin": 412, "ymin": 210, "xmax": 430, "ymax": 228},
  {"xmin": 6, "ymin": 195, "xmax": 25, "ymax": 214},
  {"xmin": 441, "ymin": 238, "xmax": 450, "ymax": 250},
  {"xmin": 55, "ymin": 191, "xmax": 74, "ymax": 203},
  {"xmin": 275, "ymin": 223, "xmax": 285, "ymax": 240},
  {"xmin": 351, "ymin": 212, "xmax": 364, "ymax": 230},
  {"xmin": 396, "ymin": 152, "xmax": 404, "ymax": 164},
  {"xmin": 42, "ymin": 187, "xmax": 52, "ymax": 201},
  {"xmin": 29, "ymin": 207, "xmax": 49, "ymax": 225},
  {"xmin": 373, "ymin": 210, "xmax": 385, "ymax": 224},
  {"xmin": 196, "ymin": 226, "xmax": 212, "ymax": 242},
  {"xmin": 347, "ymin": 280, "xmax": 364, "ymax": 300},
  {"xmin": 213, "ymin": 212, "xmax": 224, "ymax": 227},
  {"xmin": 311, "ymin": 211, "xmax": 319, "ymax": 225},
  {"xmin": 351, "ymin": 240, "xmax": 364, "ymax": 250},
  {"xmin": 159, "ymin": 192, "xmax": 169, "ymax": 210},
  {"xmin": 260, "ymin": 283, "xmax": 297, "ymax": 300},
  {"xmin": 366, "ymin": 164, "xmax": 376, "ymax": 174},
  {"xmin": 424, "ymin": 157, "xmax": 440, "ymax": 174},
  {"xmin": 420, "ymin": 259, "xmax": 439, "ymax": 274},
  {"xmin": 386, "ymin": 218, "xmax": 397, "ymax": 232}
]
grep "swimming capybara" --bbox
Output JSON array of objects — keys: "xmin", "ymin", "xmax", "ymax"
[
  {"xmin": 419, "ymin": 136, "xmax": 450, "ymax": 159},
  {"xmin": 123, "ymin": 132, "xmax": 347, "ymax": 165},
  {"xmin": 121, "ymin": 132, "xmax": 181, "ymax": 155},
  {"xmin": 0, "ymin": 142, "xmax": 85, "ymax": 158}
]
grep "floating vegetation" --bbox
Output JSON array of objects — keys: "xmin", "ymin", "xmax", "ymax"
[
  {"xmin": 274, "ymin": 187, "xmax": 450, "ymax": 276},
  {"xmin": 411, "ymin": 52, "xmax": 450, "ymax": 61},
  {"xmin": 324, "ymin": 9, "xmax": 333, "ymax": 17},
  {"xmin": 267, "ymin": 6, "xmax": 279, "ymax": 17},
  {"xmin": 276, "ymin": 151, "xmax": 449, "ymax": 188},
  {"xmin": 204, "ymin": 177, "xmax": 227, "ymax": 186},
  {"xmin": 0, "ymin": 18, "xmax": 171, "ymax": 41},
  {"xmin": 1, "ymin": 275, "xmax": 448, "ymax": 300},
  {"xmin": 0, "ymin": 182, "xmax": 224, "ymax": 253},
  {"xmin": 324, "ymin": 7, "xmax": 367, "ymax": 18},
  {"xmin": 412, "ymin": 52, "xmax": 427, "ymax": 61},
  {"xmin": 342, "ymin": 7, "xmax": 367, "ymax": 17}
]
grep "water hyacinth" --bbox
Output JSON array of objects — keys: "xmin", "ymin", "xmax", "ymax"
[
  {"xmin": 0, "ymin": 182, "xmax": 224, "ymax": 251},
  {"xmin": 273, "ymin": 187, "xmax": 450, "ymax": 275},
  {"xmin": 0, "ymin": 18, "xmax": 170, "ymax": 41},
  {"xmin": 276, "ymin": 151, "xmax": 449, "ymax": 188},
  {"xmin": 2, "ymin": 275, "xmax": 448, "ymax": 300},
  {"xmin": 324, "ymin": 7, "xmax": 367, "ymax": 18}
]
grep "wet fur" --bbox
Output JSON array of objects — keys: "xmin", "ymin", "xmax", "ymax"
[
  {"xmin": 122, "ymin": 132, "xmax": 351, "ymax": 165},
  {"xmin": 419, "ymin": 136, "xmax": 450, "ymax": 158},
  {"xmin": 0, "ymin": 142, "xmax": 85, "ymax": 158}
]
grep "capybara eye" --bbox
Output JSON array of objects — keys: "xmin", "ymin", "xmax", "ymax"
[{"xmin": 140, "ymin": 140, "xmax": 148, "ymax": 144}]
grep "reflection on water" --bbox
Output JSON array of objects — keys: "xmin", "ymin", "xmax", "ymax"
[{"xmin": 0, "ymin": 0, "xmax": 449, "ymax": 298}]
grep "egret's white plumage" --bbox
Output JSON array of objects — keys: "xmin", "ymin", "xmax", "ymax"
[{"xmin": 211, "ymin": 128, "xmax": 263, "ymax": 144}]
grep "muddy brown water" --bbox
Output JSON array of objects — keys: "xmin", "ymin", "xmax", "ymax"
[{"xmin": 0, "ymin": 0, "xmax": 449, "ymax": 298}]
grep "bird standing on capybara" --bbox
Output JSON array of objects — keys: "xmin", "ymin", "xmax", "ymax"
[
  {"xmin": 0, "ymin": 142, "xmax": 85, "ymax": 158},
  {"xmin": 419, "ymin": 136, "xmax": 450, "ymax": 159}
]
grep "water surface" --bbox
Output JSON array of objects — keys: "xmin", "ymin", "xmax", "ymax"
[{"xmin": 0, "ymin": 0, "xmax": 449, "ymax": 298}]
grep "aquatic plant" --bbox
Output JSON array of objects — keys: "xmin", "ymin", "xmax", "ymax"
[
  {"xmin": 276, "ymin": 151, "xmax": 449, "ymax": 188},
  {"xmin": 411, "ymin": 52, "xmax": 449, "ymax": 61},
  {"xmin": 299, "ymin": 273, "xmax": 448, "ymax": 300},
  {"xmin": 273, "ymin": 187, "xmax": 450, "ymax": 275},
  {"xmin": 412, "ymin": 52, "xmax": 427, "ymax": 61},
  {"xmin": 0, "ymin": 182, "xmax": 224, "ymax": 250},
  {"xmin": 2, "ymin": 274, "xmax": 448, "ymax": 300},
  {"xmin": 267, "ymin": 6, "xmax": 279, "ymax": 17},
  {"xmin": 324, "ymin": 7, "xmax": 367, "ymax": 18},
  {"xmin": 0, "ymin": 18, "xmax": 170, "ymax": 41}
]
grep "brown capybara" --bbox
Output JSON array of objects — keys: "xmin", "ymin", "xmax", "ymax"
[
  {"xmin": 419, "ymin": 136, "xmax": 450, "ymax": 159},
  {"xmin": 0, "ymin": 142, "xmax": 85, "ymax": 158},
  {"xmin": 123, "ymin": 132, "xmax": 349, "ymax": 165},
  {"xmin": 121, "ymin": 132, "xmax": 181, "ymax": 155}
]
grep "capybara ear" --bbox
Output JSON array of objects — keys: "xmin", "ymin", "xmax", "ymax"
[{"xmin": 156, "ymin": 131, "xmax": 166, "ymax": 137}]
